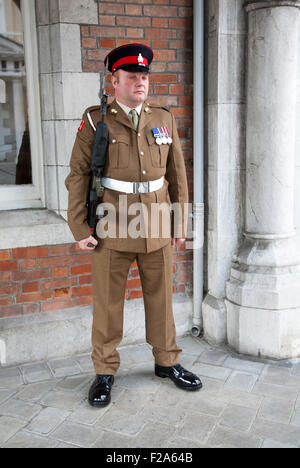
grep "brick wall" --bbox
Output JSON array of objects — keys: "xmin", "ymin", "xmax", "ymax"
[{"xmin": 0, "ymin": 0, "xmax": 194, "ymax": 320}]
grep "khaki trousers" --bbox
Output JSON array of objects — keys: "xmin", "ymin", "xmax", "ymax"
[{"xmin": 91, "ymin": 241, "xmax": 182, "ymax": 375}]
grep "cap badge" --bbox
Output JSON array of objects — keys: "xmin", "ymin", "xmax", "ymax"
[{"xmin": 138, "ymin": 53, "xmax": 144, "ymax": 63}]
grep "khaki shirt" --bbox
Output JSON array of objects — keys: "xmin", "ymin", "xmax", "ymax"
[{"xmin": 65, "ymin": 99, "xmax": 189, "ymax": 253}]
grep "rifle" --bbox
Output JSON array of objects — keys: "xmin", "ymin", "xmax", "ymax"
[{"xmin": 86, "ymin": 63, "xmax": 109, "ymax": 239}]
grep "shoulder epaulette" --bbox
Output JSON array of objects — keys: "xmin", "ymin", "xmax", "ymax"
[{"xmin": 147, "ymin": 102, "xmax": 170, "ymax": 112}]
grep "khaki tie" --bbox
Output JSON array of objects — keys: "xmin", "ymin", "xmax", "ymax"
[{"xmin": 129, "ymin": 109, "xmax": 139, "ymax": 130}]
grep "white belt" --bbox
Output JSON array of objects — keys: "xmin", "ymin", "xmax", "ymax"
[{"xmin": 101, "ymin": 176, "xmax": 164, "ymax": 194}]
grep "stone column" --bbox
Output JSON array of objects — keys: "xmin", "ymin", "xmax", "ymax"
[{"xmin": 226, "ymin": 0, "xmax": 300, "ymax": 359}]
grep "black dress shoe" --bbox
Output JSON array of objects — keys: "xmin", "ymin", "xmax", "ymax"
[
  {"xmin": 88, "ymin": 375, "xmax": 114, "ymax": 407},
  {"xmin": 155, "ymin": 364, "xmax": 202, "ymax": 391}
]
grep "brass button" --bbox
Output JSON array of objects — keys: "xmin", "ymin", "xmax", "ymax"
[
  {"xmin": 138, "ymin": 133, "xmax": 141, "ymax": 137},
  {"xmin": 112, "ymin": 139, "xmax": 117, "ymax": 143},
  {"xmin": 142, "ymin": 170, "xmax": 146, "ymax": 175},
  {"xmin": 140, "ymin": 151, "xmax": 144, "ymax": 156}
]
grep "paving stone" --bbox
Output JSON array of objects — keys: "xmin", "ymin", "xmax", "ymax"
[
  {"xmin": 133, "ymin": 421, "xmax": 176, "ymax": 448},
  {"xmin": 96, "ymin": 407, "xmax": 146, "ymax": 436},
  {"xmin": 40, "ymin": 389, "xmax": 84, "ymax": 411},
  {"xmin": 0, "ymin": 398, "xmax": 42, "ymax": 422},
  {"xmin": 175, "ymin": 412, "xmax": 217, "ymax": 444},
  {"xmin": 0, "ymin": 389, "xmax": 17, "ymax": 405},
  {"xmin": 219, "ymin": 404, "xmax": 257, "ymax": 432},
  {"xmin": 0, "ymin": 416, "xmax": 26, "ymax": 446},
  {"xmin": 259, "ymin": 365, "xmax": 300, "ymax": 388},
  {"xmin": 223, "ymin": 356, "xmax": 265, "ymax": 375},
  {"xmin": 20, "ymin": 363, "xmax": 53, "ymax": 384},
  {"xmin": 54, "ymin": 375, "xmax": 91, "ymax": 393},
  {"xmin": 181, "ymin": 392, "xmax": 227, "ymax": 417},
  {"xmin": 117, "ymin": 362, "xmax": 161, "ymax": 392},
  {"xmin": 0, "ymin": 367, "xmax": 24, "ymax": 388},
  {"xmin": 177, "ymin": 336, "xmax": 208, "ymax": 356},
  {"xmin": 26, "ymin": 407, "xmax": 70, "ymax": 435},
  {"xmin": 140, "ymin": 398, "xmax": 187, "ymax": 427},
  {"xmin": 3, "ymin": 430, "xmax": 59, "ymax": 448},
  {"xmin": 290, "ymin": 411, "xmax": 300, "ymax": 428},
  {"xmin": 208, "ymin": 425, "xmax": 262, "ymax": 448},
  {"xmin": 261, "ymin": 439, "xmax": 297, "ymax": 448},
  {"xmin": 118, "ymin": 344, "xmax": 153, "ymax": 366},
  {"xmin": 48, "ymin": 358, "xmax": 82, "ymax": 378},
  {"xmin": 15, "ymin": 381, "xmax": 57, "ymax": 402},
  {"xmin": 166, "ymin": 437, "xmax": 209, "ymax": 449},
  {"xmin": 191, "ymin": 362, "xmax": 232, "ymax": 381},
  {"xmin": 197, "ymin": 349, "xmax": 228, "ymax": 366},
  {"xmin": 252, "ymin": 382, "xmax": 299, "ymax": 401},
  {"xmin": 257, "ymin": 396, "xmax": 295, "ymax": 424},
  {"xmin": 216, "ymin": 389, "xmax": 264, "ymax": 410},
  {"xmin": 224, "ymin": 371, "xmax": 258, "ymax": 392},
  {"xmin": 50, "ymin": 421, "xmax": 102, "ymax": 448},
  {"xmin": 92, "ymin": 430, "xmax": 134, "ymax": 448},
  {"xmin": 250, "ymin": 418, "xmax": 300, "ymax": 447}
]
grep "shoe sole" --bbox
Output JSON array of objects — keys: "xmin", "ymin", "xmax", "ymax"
[
  {"xmin": 88, "ymin": 398, "xmax": 111, "ymax": 408},
  {"xmin": 155, "ymin": 371, "xmax": 203, "ymax": 391}
]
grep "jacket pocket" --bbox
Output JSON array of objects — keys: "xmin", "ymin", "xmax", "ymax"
[
  {"xmin": 147, "ymin": 134, "xmax": 169, "ymax": 168},
  {"xmin": 109, "ymin": 134, "xmax": 130, "ymax": 169}
]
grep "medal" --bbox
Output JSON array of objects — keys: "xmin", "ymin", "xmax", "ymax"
[
  {"xmin": 152, "ymin": 128, "xmax": 162, "ymax": 145},
  {"xmin": 164, "ymin": 126, "xmax": 173, "ymax": 144}
]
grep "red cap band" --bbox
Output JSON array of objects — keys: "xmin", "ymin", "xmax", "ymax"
[{"xmin": 112, "ymin": 55, "xmax": 148, "ymax": 73}]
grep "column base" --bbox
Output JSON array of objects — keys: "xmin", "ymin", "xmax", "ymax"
[
  {"xmin": 202, "ymin": 293, "xmax": 227, "ymax": 345},
  {"xmin": 226, "ymin": 300, "xmax": 300, "ymax": 359},
  {"xmin": 226, "ymin": 236, "xmax": 300, "ymax": 359}
]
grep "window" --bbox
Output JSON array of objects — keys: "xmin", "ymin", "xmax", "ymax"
[{"xmin": 0, "ymin": 0, "xmax": 44, "ymax": 209}]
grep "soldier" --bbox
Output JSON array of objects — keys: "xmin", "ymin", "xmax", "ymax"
[{"xmin": 65, "ymin": 44, "xmax": 202, "ymax": 407}]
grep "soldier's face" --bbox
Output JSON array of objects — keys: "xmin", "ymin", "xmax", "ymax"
[{"xmin": 112, "ymin": 70, "xmax": 149, "ymax": 108}]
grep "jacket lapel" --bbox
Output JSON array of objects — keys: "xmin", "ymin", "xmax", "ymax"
[
  {"xmin": 138, "ymin": 102, "xmax": 152, "ymax": 132},
  {"xmin": 109, "ymin": 99, "xmax": 136, "ymax": 131}
]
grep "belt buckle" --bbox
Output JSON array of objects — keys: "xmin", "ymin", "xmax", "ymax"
[{"xmin": 134, "ymin": 181, "xmax": 150, "ymax": 194}]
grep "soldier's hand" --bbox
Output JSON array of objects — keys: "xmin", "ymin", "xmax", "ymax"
[
  {"xmin": 78, "ymin": 236, "xmax": 98, "ymax": 251},
  {"xmin": 172, "ymin": 238, "xmax": 186, "ymax": 249}
]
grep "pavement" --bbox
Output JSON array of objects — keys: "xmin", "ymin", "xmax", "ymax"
[{"xmin": 1, "ymin": 335, "xmax": 300, "ymax": 448}]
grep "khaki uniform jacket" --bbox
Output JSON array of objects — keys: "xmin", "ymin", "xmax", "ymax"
[{"xmin": 65, "ymin": 99, "xmax": 189, "ymax": 253}]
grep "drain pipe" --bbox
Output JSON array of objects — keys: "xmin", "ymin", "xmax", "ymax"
[{"xmin": 191, "ymin": 0, "xmax": 205, "ymax": 337}]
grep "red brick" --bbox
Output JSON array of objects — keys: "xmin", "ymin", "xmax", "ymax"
[
  {"xmin": 99, "ymin": 2, "xmax": 125, "ymax": 15},
  {"xmin": 144, "ymin": 5, "xmax": 178, "ymax": 17},
  {"xmin": 155, "ymin": 85, "xmax": 169, "ymax": 94},
  {"xmin": 98, "ymin": 39, "xmax": 115, "ymax": 49},
  {"xmin": 126, "ymin": 28, "xmax": 144, "ymax": 38},
  {"xmin": 145, "ymin": 28, "xmax": 177, "ymax": 39},
  {"xmin": 42, "ymin": 277, "xmax": 77, "ymax": 291},
  {"xmin": 125, "ymin": 4, "xmax": 142, "ymax": 15},
  {"xmin": 72, "ymin": 286, "xmax": 93, "ymax": 297},
  {"xmin": 54, "ymin": 288, "xmax": 71, "ymax": 299},
  {"xmin": 155, "ymin": 49, "xmax": 176, "ymax": 62},
  {"xmin": 76, "ymin": 254, "xmax": 92, "ymax": 265},
  {"xmin": 79, "ymin": 275, "xmax": 92, "ymax": 285},
  {"xmin": 39, "ymin": 255, "xmax": 76, "ymax": 269},
  {"xmin": 77, "ymin": 296, "xmax": 93, "ymax": 307},
  {"xmin": 22, "ymin": 303, "xmax": 40, "ymax": 315},
  {"xmin": 20, "ymin": 259, "xmax": 38, "ymax": 271},
  {"xmin": 99, "ymin": 15, "xmax": 116, "ymax": 26},
  {"xmin": 0, "ymin": 261, "xmax": 18, "ymax": 272},
  {"xmin": 152, "ymin": 18, "xmax": 169, "ymax": 28},
  {"xmin": 126, "ymin": 279, "xmax": 141, "ymax": 289},
  {"xmin": 70, "ymin": 264, "xmax": 92, "ymax": 276},
  {"xmin": 91, "ymin": 26, "xmax": 125, "ymax": 38},
  {"xmin": 0, "ymin": 271, "xmax": 11, "ymax": 283},
  {"xmin": 22, "ymin": 282, "xmax": 40, "ymax": 293},
  {"xmin": 82, "ymin": 62, "xmax": 102, "ymax": 73},
  {"xmin": 0, "ymin": 305, "xmax": 22, "ymax": 318},
  {"xmin": 0, "ymin": 250, "xmax": 10, "ymax": 261},
  {"xmin": 169, "ymin": 17, "xmax": 193, "ymax": 29},
  {"xmin": 129, "ymin": 268, "xmax": 140, "ymax": 278},
  {"xmin": 50, "ymin": 245, "xmax": 69, "ymax": 256},
  {"xmin": 170, "ymin": 84, "xmax": 184, "ymax": 94},
  {"xmin": 129, "ymin": 290, "xmax": 143, "ymax": 299},
  {"xmin": 81, "ymin": 26, "xmax": 89, "ymax": 37},
  {"xmin": 0, "ymin": 297, "xmax": 13, "ymax": 306},
  {"xmin": 16, "ymin": 291, "xmax": 52, "ymax": 304},
  {"xmin": 12, "ymin": 246, "xmax": 49, "ymax": 260},
  {"xmin": 41, "ymin": 298, "xmax": 77, "ymax": 313},
  {"xmin": 3, "ymin": 287, "xmax": 17, "ymax": 301},
  {"xmin": 117, "ymin": 16, "xmax": 151, "ymax": 28},
  {"xmin": 88, "ymin": 49, "xmax": 107, "ymax": 61},
  {"xmin": 52, "ymin": 267, "xmax": 69, "ymax": 278},
  {"xmin": 152, "ymin": 40, "xmax": 168, "ymax": 49},
  {"xmin": 116, "ymin": 39, "xmax": 151, "ymax": 48},
  {"xmin": 170, "ymin": 107, "xmax": 191, "ymax": 117},
  {"xmin": 13, "ymin": 269, "xmax": 51, "ymax": 282},
  {"xmin": 150, "ymin": 74, "xmax": 177, "ymax": 84}
]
